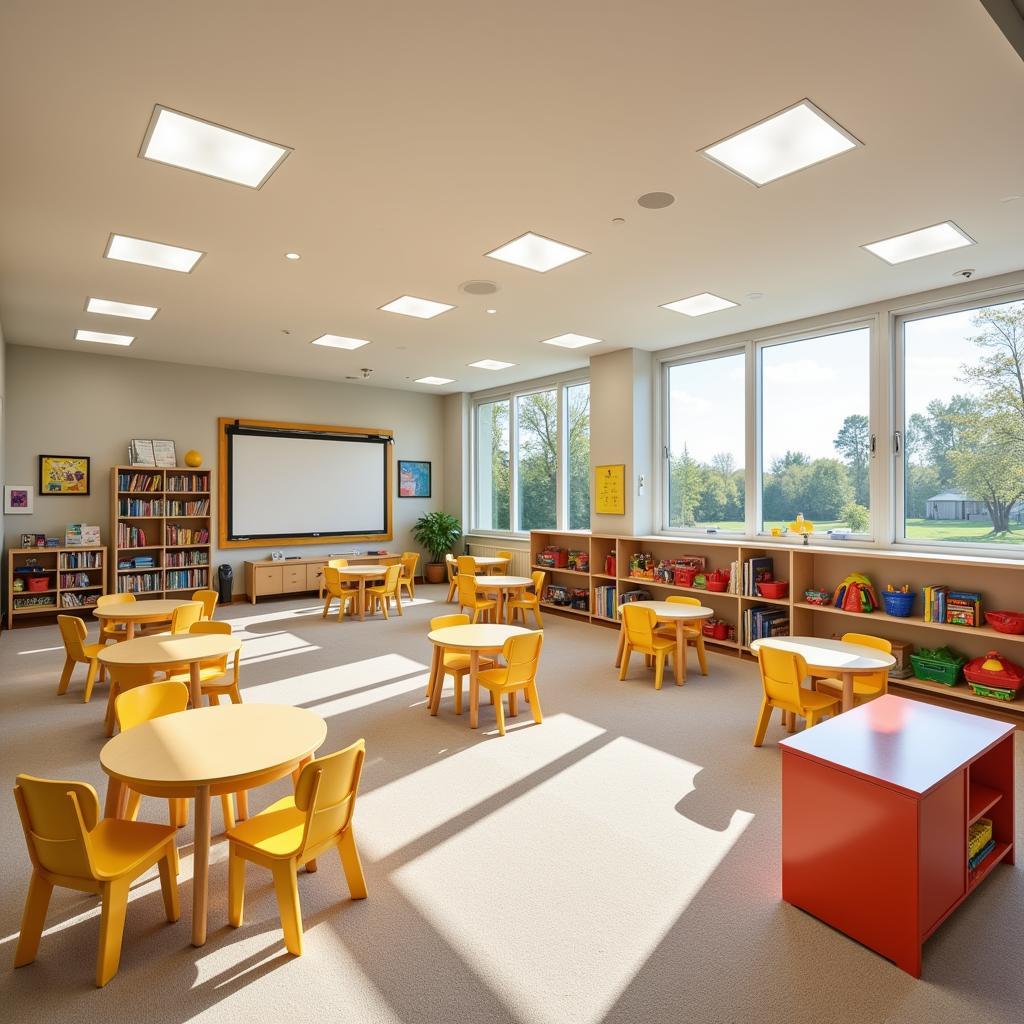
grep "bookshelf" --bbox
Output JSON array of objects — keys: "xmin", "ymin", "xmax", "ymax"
[
  {"xmin": 8, "ymin": 546, "xmax": 108, "ymax": 623},
  {"xmin": 111, "ymin": 466, "xmax": 212, "ymax": 599},
  {"xmin": 530, "ymin": 530, "xmax": 1024, "ymax": 721}
]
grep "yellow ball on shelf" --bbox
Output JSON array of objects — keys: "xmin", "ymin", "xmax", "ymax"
[{"xmin": 184, "ymin": 450, "xmax": 203, "ymax": 468}]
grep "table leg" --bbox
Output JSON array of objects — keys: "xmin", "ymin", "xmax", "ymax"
[
  {"xmin": 125, "ymin": 621, "xmax": 135, "ymax": 641},
  {"xmin": 469, "ymin": 650, "xmax": 481, "ymax": 729},
  {"xmin": 188, "ymin": 661, "xmax": 202, "ymax": 709},
  {"xmin": 614, "ymin": 623, "xmax": 626, "ymax": 668},
  {"xmin": 358, "ymin": 579, "xmax": 366, "ymax": 621},
  {"xmin": 236, "ymin": 790, "xmax": 249, "ymax": 821},
  {"xmin": 841, "ymin": 672, "xmax": 855, "ymax": 713},
  {"xmin": 104, "ymin": 777, "xmax": 126, "ymax": 819},
  {"xmin": 192, "ymin": 785, "xmax": 211, "ymax": 947},
  {"xmin": 496, "ymin": 588, "xmax": 505, "ymax": 624},
  {"xmin": 675, "ymin": 621, "xmax": 685, "ymax": 686},
  {"xmin": 428, "ymin": 644, "xmax": 444, "ymax": 715},
  {"xmin": 786, "ymin": 711, "xmax": 797, "ymax": 733}
]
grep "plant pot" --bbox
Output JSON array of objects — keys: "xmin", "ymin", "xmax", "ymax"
[{"xmin": 424, "ymin": 562, "xmax": 446, "ymax": 584}]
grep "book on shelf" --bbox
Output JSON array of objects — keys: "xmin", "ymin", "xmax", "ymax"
[
  {"xmin": 118, "ymin": 471, "xmax": 162, "ymax": 492},
  {"xmin": 165, "ymin": 472, "xmax": 209, "ymax": 492},
  {"xmin": 743, "ymin": 605, "xmax": 789, "ymax": 645},
  {"xmin": 164, "ymin": 524, "xmax": 210, "ymax": 545},
  {"xmin": 743, "ymin": 556, "xmax": 774, "ymax": 596},
  {"xmin": 945, "ymin": 590, "xmax": 982, "ymax": 627}
]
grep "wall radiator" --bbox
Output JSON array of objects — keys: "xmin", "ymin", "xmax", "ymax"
[{"xmin": 466, "ymin": 541, "xmax": 532, "ymax": 577}]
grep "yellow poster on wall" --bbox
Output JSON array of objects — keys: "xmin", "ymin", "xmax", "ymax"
[{"xmin": 594, "ymin": 464, "xmax": 625, "ymax": 515}]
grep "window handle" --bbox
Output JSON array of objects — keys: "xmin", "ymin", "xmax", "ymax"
[
  {"xmin": 893, "ymin": 430, "xmax": 902, "ymax": 455},
  {"xmin": 870, "ymin": 433, "xmax": 876, "ymax": 457}
]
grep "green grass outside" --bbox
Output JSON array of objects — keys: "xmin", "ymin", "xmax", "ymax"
[{"xmin": 678, "ymin": 518, "xmax": 1024, "ymax": 545}]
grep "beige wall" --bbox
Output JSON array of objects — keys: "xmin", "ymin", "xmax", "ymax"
[{"xmin": 3, "ymin": 344, "xmax": 446, "ymax": 595}]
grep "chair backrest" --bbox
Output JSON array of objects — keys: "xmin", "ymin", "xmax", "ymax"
[
  {"xmin": 97, "ymin": 592, "xmax": 135, "ymax": 609},
  {"xmin": 107, "ymin": 662, "xmax": 158, "ymax": 691},
  {"xmin": 498, "ymin": 631, "xmax": 543, "ymax": 688},
  {"xmin": 621, "ymin": 604, "xmax": 657, "ymax": 647},
  {"xmin": 191, "ymin": 589, "xmax": 218, "ymax": 619},
  {"xmin": 757, "ymin": 647, "xmax": 810, "ymax": 710},
  {"xmin": 456, "ymin": 555, "xmax": 477, "ymax": 576},
  {"xmin": 294, "ymin": 739, "xmax": 366, "ymax": 855},
  {"xmin": 666, "ymin": 595, "xmax": 700, "ymax": 607},
  {"xmin": 170, "ymin": 602, "xmax": 203, "ymax": 634},
  {"xmin": 323, "ymin": 565, "xmax": 343, "ymax": 595},
  {"xmin": 445, "ymin": 554, "xmax": 457, "ymax": 582},
  {"xmin": 115, "ymin": 680, "xmax": 189, "ymax": 731},
  {"xmin": 14, "ymin": 774, "xmax": 99, "ymax": 880},
  {"xmin": 531, "ymin": 570, "xmax": 545, "ymax": 593},
  {"xmin": 328, "ymin": 558, "xmax": 348, "ymax": 569},
  {"xmin": 841, "ymin": 632, "xmax": 892, "ymax": 692},
  {"xmin": 57, "ymin": 614, "xmax": 89, "ymax": 661},
  {"xmin": 400, "ymin": 552, "xmax": 419, "ymax": 578},
  {"xmin": 496, "ymin": 550, "xmax": 513, "ymax": 564},
  {"xmin": 431, "ymin": 612, "xmax": 470, "ymax": 630},
  {"xmin": 457, "ymin": 572, "xmax": 479, "ymax": 606},
  {"xmin": 189, "ymin": 619, "xmax": 233, "ymax": 671},
  {"xmin": 382, "ymin": 562, "xmax": 402, "ymax": 593}
]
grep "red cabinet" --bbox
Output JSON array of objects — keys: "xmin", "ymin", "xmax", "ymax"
[{"xmin": 780, "ymin": 694, "xmax": 1015, "ymax": 976}]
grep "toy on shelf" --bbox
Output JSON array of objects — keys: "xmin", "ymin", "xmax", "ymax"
[
  {"xmin": 629, "ymin": 552, "xmax": 655, "ymax": 579},
  {"xmin": 909, "ymin": 646, "xmax": 967, "ymax": 687},
  {"xmin": 788, "ymin": 513, "xmax": 815, "ymax": 545},
  {"xmin": 702, "ymin": 618, "xmax": 730, "ymax": 641},
  {"xmin": 603, "ymin": 552, "xmax": 617, "ymax": 577},
  {"xmin": 888, "ymin": 640, "xmax": 915, "ymax": 679},
  {"xmin": 984, "ymin": 610, "xmax": 1024, "ymax": 635},
  {"xmin": 832, "ymin": 573, "xmax": 879, "ymax": 613},
  {"xmin": 963, "ymin": 651, "xmax": 1024, "ymax": 702},
  {"xmin": 543, "ymin": 583, "xmax": 569, "ymax": 605},
  {"xmin": 567, "ymin": 549, "xmax": 589, "ymax": 572},
  {"xmin": 804, "ymin": 588, "xmax": 831, "ymax": 606},
  {"xmin": 705, "ymin": 568, "xmax": 731, "ymax": 592},
  {"xmin": 757, "ymin": 580, "xmax": 788, "ymax": 599},
  {"xmin": 536, "ymin": 546, "xmax": 568, "ymax": 569},
  {"xmin": 653, "ymin": 556, "xmax": 705, "ymax": 585},
  {"xmin": 882, "ymin": 585, "xmax": 915, "ymax": 617}
]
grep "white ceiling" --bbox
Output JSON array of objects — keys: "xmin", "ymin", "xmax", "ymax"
[{"xmin": 1, "ymin": 0, "xmax": 1023, "ymax": 394}]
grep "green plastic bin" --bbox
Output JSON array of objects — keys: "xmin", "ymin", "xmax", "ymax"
[{"xmin": 909, "ymin": 647, "xmax": 966, "ymax": 686}]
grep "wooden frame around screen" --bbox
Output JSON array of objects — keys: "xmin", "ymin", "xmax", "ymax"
[{"xmin": 217, "ymin": 417, "xmax": 394, "ymax": 549}]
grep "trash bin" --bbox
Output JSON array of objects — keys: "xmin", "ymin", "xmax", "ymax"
[{"xmin": 218, "ymin": 564, "xmax": 233, "ymax": 605}]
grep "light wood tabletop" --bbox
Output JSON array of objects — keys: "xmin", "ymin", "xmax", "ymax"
[
  {"xmin": 474, "ymin": 575, "xmax": 532, "ymax": 622},
  {"xmin": 98, "ymin": 632, "xmax": 241, "ymax": 708},
  {"xmin": 100, "ymin": 703, "xmax": 326, "ymax": 947},
  {"xmin": 471, "ymin": 555, "xmax": 509, "ymax": 574},
  {"xmin": 336, "ymin": 565, "xmax": 388, "ymax": 621},
  {"xmin": 93, "ymin": 598, "xmax": 196, "ymax": 640},
  {"xmin": 749, "ymin": 635, "xmax": 896, "ymax": 712},
  {"xmin": 426, "ymin": 623, "xmax": 529, "ymax": 726},
  {"xmin": 614, "ymin": 601, "xmax": 714, "ymax": 684}
]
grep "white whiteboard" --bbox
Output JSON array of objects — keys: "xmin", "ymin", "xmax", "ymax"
[{"xmin": 229, "ymin": 432, "xmax": 387, "ymax": 537}]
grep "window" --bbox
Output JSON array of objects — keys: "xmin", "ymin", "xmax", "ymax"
[
  {"xmin": 474, "ymin": 399, "xmax": 510, "ymax": 531},
  {"xmin": 472, "ymin": 379, "xmax": 590, "ymax": 534},
  {"xmin": 665, "ymin": 353, "xmax": 746, "ymax": 530},
  {"xmin": 759, "ymin": 327, "xmax": 871, "ymax": 534},
  {"xmin": 900, "ymin": 298, "xmax": 1024, "ymax": 547}
]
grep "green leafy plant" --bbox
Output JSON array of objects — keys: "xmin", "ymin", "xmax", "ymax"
[{"xmin": 412, "ymin": 511, "xmax": 462, "ymax": 564}]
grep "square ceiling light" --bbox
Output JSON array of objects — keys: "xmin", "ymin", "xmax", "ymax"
[
  {"xmin": 861, "ymin": 221, "xmax": 975, "ymax": 265},
  {"xmin": 540, "ymin": 333, "xmax": 602, "ymax": 349},
  {"xmin": 700, "ymin": 99, "xmax": 860, "ymax": 186},
  {"xmin": 380, "ymin": 296, "xmax": 454, "ymax": 319},
  {"xmin": 415, "ymin": 376, "xmax": 455, "ymax": 386},
  {"xmin": 75, "ymin": 329, "xmax": 134, "ymax": 346},
  {"xmin": 86, "ymin": 297, "xmax": 158, "ymax": 320},
  {"xmin": 311, "ymin": 334, "xmax": 370, "ymax": 350},
  {"xmin": 485, "ymin": 232, "xmax": 588, "ymax": 272},
  {"xmin": 140, "ymin": 105, "xmax": 291, "ymax": 188},
  {"xmin": 105, "ymin": 234, "xmax": 204, "ymax": 273},
  {"xmin": 469, "ymin": 359, "xmax": 516, "ymax": 370},
  {"xmin": 660, "ymin": 293, "xmax": 737, "ymax": 316}
]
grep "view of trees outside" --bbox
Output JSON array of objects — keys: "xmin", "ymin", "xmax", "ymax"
[
  {"xmin": 475, "ymin": 383, "xmax": 590, "ymax": 533},
  {"xmin": 903, "ymin": 300, "xmax": 1024, "ymax": 545}
]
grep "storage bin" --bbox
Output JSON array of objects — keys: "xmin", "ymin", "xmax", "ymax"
[
  {"xmin": 757, "ymin": 580, "xmax": 788, "ymax": 599},
  {"xmin": 882, "ymin": 590, "xmax": 915, "ymax": 617},
  {"xmin": 27, "ymin": 575, "xmax": 51, "ymax": 592},
  {"xmin": 909, "ymin": 647, "xmax": 966, "ymax": 686}
]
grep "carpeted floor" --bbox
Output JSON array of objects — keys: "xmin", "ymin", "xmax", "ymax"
[{"xmin": 2, "ymin": 586, "xmax": 1021, "ymax": 1023}]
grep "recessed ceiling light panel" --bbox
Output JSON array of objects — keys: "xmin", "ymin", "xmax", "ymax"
[
  {"xmin": 661, "ymin": 293, "xmax": 738, "ymax": 317},
  {"xmin": 540, "ymin": 333, "xmax": 602, "ymax": 349},
  {"xmin": 311, "ymin": 334, "xmax": 371, "ymax": 350},
  {"xmin": 485, "ymin": 232, "xmax": 588, "ymax": 272},
  {"xmin": 861, "ymin": 221, "xmax": 975, "ymax": 265},
  {"xmin": 105, "ymin": 234, "xmax": 204, "ymax": 273},
  {"xmin": 415, "ymin": 376, "xmax": 455, "ymax": 386},
  {"xmin": 380, "ymin": 296, "xmax": 454, "ymax": 319},
  {"xmin": 469, "ymin": 359, "xmax": 516, "ymax": 370},
  {"xmin": 75, "ymin": 329, "xmax": 134, "ymax": 346},
  {"xmin": 85, "ymin": 297, "xmax": 158, "ymax": 320},
  {"xmin": 701, "ymin": 99, "xmax": 860, "ymax": 186},
  {"xmin": 140, "ymin": 105, "xmax": 291, "ymax": 188}
]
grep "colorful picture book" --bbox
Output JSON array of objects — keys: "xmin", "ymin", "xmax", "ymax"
[
  {"xmin": 743, "ymin": 605, "xmax": 789, "ymax": 645},
  {"xmin": 922, "ymin": 586, "xmax": 982, "ymax": 627},
  {"xmin": 742, "ymin": 556, "xmax": 774, "ymax": 596}
]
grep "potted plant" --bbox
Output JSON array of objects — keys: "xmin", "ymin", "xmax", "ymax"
[{"xmin": 412, "ymin": 511, "xmax": 462, "ymax": 584}]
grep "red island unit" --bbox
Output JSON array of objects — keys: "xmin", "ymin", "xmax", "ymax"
[{"xmin": 779, "ymin": 694, "xmax": 1015, "ymax": 976}]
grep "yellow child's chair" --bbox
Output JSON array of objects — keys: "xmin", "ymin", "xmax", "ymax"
[
  {"xmin": 456, "ymin": 554, "xmax": 477, "ymax": 577},
  {"xmin": 191, "ymin": 588, "xmax": 219, "ymax": 620},
  {"xmin": 167, "ymin": 601, "xmax": 203, "ymax": 635},
  {"xmin": 619, "ymin": 604, "xmax": 677, "ymax": 690},
  {"xmin": 507, "ymin": 570, "xmax": 545, "ymax": 627},
  {"xmin": 398, "ymin": 551, "xmax": 419, "ymax": 601},
  {"xmin": 96, "ymin": 592, "xmax": 135, "ymax": 644},
  {"xmin": 366, "ymin": 563, "xmax": 403, "ymax": 619},
  {"xmin": 457, "ymin": 572, "xmax": 496, "ymax": 623},
  {"xmin": 319, "ymin": 558, "xmax": 352, "ymax": 599},
  {"xmin": 13, "ymin": 773, "xmax": 180, "ymax": 987},
  {"xmin": 166, "ymin": 620, "xmax": 243, "ymax": 705},
  {"xmin": 494, "ymin": 549, "xmax": 514, "ymax": 575},
  {"xmin": 56, "ymin": 614, "xmax": 109, "ymax": 703},
  {"xmin": 655, "ymin": 595, "xmax": 709, "ymax": 676},
  {"xmin": 226, "ymin": 739, "xmax": 368, "ymax": 956},
  {"xmin": 445, "ymin": 554, "xmax": 459, "ymax": 603},
  {"xmin": 753, "ymin": 647, "xmax": 840, "ymax": 747},
  {"xmin": 426, "ymin": 613, "xmax": 495, "ymax": 713},
  {"xmin": 104, "ymin": 663, "xmax": 158, "ymax": 737},
  {"xmin": 814, "ymin": 632, "xmax": 891, "ymax": 708},
  {"xmin": 474, "ymin": 631, "xmax": 545, "ymax": 736},
  {"xmin": 322, "ymin": 565, "xmax": 358, "ymax": 620}
]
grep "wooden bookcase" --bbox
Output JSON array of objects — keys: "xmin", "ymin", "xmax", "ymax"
[
  {"xmin": 8, "ymin": 546, "xmax": 107, "ymax": 623},
  {"xmin": 110, "ymin": 466, "xmax": 212, "ymax": 599},
  {"xmin": 530, "ymin": 530, "xmax": 1024, "ymax": 720}
]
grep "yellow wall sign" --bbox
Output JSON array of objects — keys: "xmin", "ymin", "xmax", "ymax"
[{"xmin": 594, "ymin": 464, "xmax": 625, "ymax": 515}]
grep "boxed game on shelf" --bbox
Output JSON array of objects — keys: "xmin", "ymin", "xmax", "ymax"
[
  {"xmin": 536, "ymin": 546, "xmax": 568, "ymax": 569},
  {"xmin": 567, "ymin": 549, "xmax": 589, "ymax": 572},
  {"xmin": 628, "ymin": 552, "xmax": 655, "ymax": 579}
]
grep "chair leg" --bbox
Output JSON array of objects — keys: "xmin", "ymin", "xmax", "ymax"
[
  {"xmin": 103, "ymin": 684, "xmax": 120, "ymax": 737},
  {"xmin": 380, "ymin": 596, "xmax": 389, "ymax": 621},
  {"xmin": 695, "ymin": 634, "xmax": 708, "ymax": 675},
  {"xmin": 158, "ymin": 845, "xmax": 180, "ymax": 922},
  {"xmin": 96, "ymin": 877, "xmax": 130, "ymax": 987},
  {"xmin": 492, "ymin": 689, "xmax": 506, "ymax": 735},
  {"xmin": 805, "ymin": 710, "xmax": 819, "ymax": 729},
  {"xmin": 322, "ymin": 594, "xmax": 332, "ymax": 619},
  {"xmin": 752, "ymin": 698, "xmax": 774, "ymax": 747},
  {"xmin": 454, "ymin": 673, "xmax": 463, "ymax": 715},
  {"xmin": 271, "ymin": 859, "xmax": 304, "ymax": 956},
  {"xmin": 56, "ymin": 656, "xmax": 75, "ymax": 695},
  {"xmin": 83, "ymin": 659, "xmax": 100, "ymax": 703},
  {"xmin": 228, "ymin": 847, "xmax": 246, "ymax": 927},
  {"xmin": 124, "ymin": 789, "xmax": 142, "ymax": 821},
  {"xmin": 395, "ymin": 591, "xmax": 403, "ymax": 616},
  {"xmin": 170, "ymin": 798, "xmax": 188, "ymax": 828},
  {"xmin": 527, "ymin": 683, "xmax": 543, "ymax": 724},
  {"xmin": 220, "ymin": 794, "xmax": 236, "ymax": 831},
  {"xmin": 533, "ymin": 605, "xmax": 543, "ymax": 627},
  {"xmin": 14, "ymin": 870, "xmax": 53, "ymax": 967},
  {"xmin": 654, "ymin": 652, "xmax": 665, "ymax": 690},
  {"xmin": 508, "ymin": 689, "xmax": 518, "ymax": 716},
  {"xmin": 471, "ymin": 608, "xmax": 481, "ymax": 624},
  {"xmin": 338, "ymin": 827, "xmax": 368, "ymax": 899},
  {"xmin": 619, "ymin": 646, "xmax": 631, "ymax": 680}
]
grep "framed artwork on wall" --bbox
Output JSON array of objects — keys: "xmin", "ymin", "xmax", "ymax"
[
  {"xmin": 39, "ymin": 455, "xmax": 90, "ymax": 496},
  {"xmin": 398, "ymin": 460, "xmax": 431, "ymax": 498},
  {"xmin": 4, "ymin": 485, "xmax": 35, "ymax": 514}
]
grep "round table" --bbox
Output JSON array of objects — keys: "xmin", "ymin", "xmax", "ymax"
[
  {"xmin": 98, "ymin": 632, "xmax": 242, "ymax": 710},
  {"xmin": 614, "ymin": 600, "xmax": 714, "ymax": 684},
  {"xmin": 94, "ymin": 598, "xmax": 195, "ymax": 640},
  {"xmin": 749, "ymin": 635, "xmax": 896, "ymax": 713},
  {"xmin": 101, "ymin": 703, "xmax": 326, "ymax": 947},
  {"xmin": 337, "ymin": 565, "xmax": 389, "ymax": 621},
  {"xmin": 472, "ymin": 555, "xmax": 510, "ymax": 575},
  {"xmin": 426, "ymin": 623, "xmax": 529, "ymax": 727},
  {"xmin": 474, "ymin": 574, "xmax": 532, "ymax": 623}
]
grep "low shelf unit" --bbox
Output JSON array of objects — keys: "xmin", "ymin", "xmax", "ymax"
[{"xmin": 8, "ymin": 546, "xmax": 108, "ymax": 624}]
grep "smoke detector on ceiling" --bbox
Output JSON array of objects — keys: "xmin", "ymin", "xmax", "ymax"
[{"xmin": 460, "ymin": 280, "xmax": 499, "ymax": 295}]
